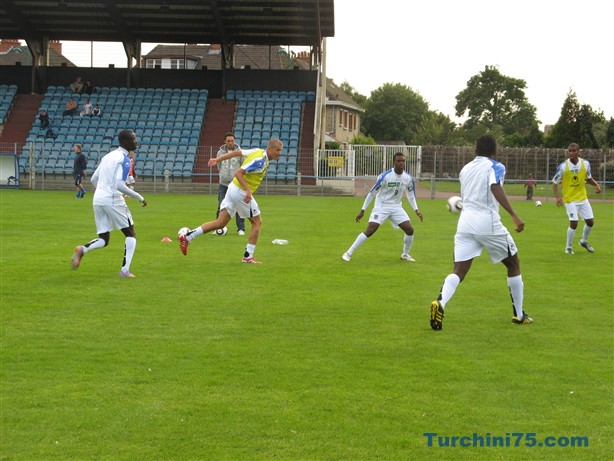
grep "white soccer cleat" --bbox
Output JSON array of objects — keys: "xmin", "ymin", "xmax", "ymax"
[
  {"xmin": 401, "ymin": 254, "xmax": 416, "ymax": 262},
  {"xmin": 341, "ymin": 252, "xmax": 351, "ymax": 262}
]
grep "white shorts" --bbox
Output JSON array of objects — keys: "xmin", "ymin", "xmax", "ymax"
[
  {"xmin": 126, "ymin": 175, "xmax": 135, "ymax": 185},
  {"xmin": 94, "ymin": 204, "xmax": 134, "ymax": 234},
  {"xmin": 368, "ymin": 205, "xmax": 410, "ymax": 227},
  {"xmin": 454, "ymin": 231, "xmax": 518, "ymax": 264},
  {"xmin": 564, "ymin": 199, "xmax": 594, "ymax": 221},
  {"xmin": 220, "ymin": 183, "xmax": 261, "ymax": 219}
]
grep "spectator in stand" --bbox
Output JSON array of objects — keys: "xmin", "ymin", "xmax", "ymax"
[
  {"xmin": 70, "ymin": 76, "xmax": 84, "ymax": 94},
  {"xmin": 63, "ymin": 98, "xmax": 78, "ymax": 116},
  {"xmin": 45, "ymin": 128, "xmax": 57, "ymax": 140},
  {"xmin": 83, "ymin": 80, "xmax": 97, "ymax": 95},
  {"xmin": 80, "ymin": 98, "xmax": 93, "ymax": 117},
  {"xmin": 39, "ymin": 109, "xmax": 50, "ymax": 129},
  {"xmin": 92, "ymin": 104, "xmax": 102, "ymax": 116}
]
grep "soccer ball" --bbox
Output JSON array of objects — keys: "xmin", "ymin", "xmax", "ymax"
[
  {"xmin": 215, "ymin": 226, "xmax": 228, "ymax": 236},
  {"xmin": 535, "ymin": 201, "xmax": 542, "ymax": 207},
  {"xmin": 447, "ymin": 196, "xmax": 463, "ymax": 213},
  {"xmin": 178, "ymin": 227, "xmax": 190, "ymax": 237}
]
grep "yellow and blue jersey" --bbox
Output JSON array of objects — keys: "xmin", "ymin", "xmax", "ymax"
[{"xmin": 231, "ymin": 148, "xmax": 268, "ymax": 192}]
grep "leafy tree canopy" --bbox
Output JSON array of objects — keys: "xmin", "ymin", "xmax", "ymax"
[
  {"xmin": 361, "ymin": 83, "xmax": 430, "ymax": 144},
  {"xmin": 349, "ymin": 133, "xmax": 377, "ymax": 145},
  {"xmin": 545, "ymin": 90, "xmax": 604, "ymax": 148},
  {"xmin": 339, "ymin": 81, "xmax": 367, "ymax": 106},
  {"xmin": 414, "ymin": 111, "xmax": 465, "ymax": 146},
  {"xmin": 455, "ymin": 65, "xmax": 540, "ymax": 142}
]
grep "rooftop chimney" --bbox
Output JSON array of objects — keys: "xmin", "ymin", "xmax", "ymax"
[{"xmin": 0, "ymin": 39, "xmax": 21, "ymax": 53}]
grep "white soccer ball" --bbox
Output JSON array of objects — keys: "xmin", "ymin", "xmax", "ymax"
[
  {"xmin": 447, "ymin": 195, "xmax": 463, "ymax": 213},
  {"xmin": 178, "ymin": 227, "xmax": 190, "ymax": 237},
  {"xmin": 215, "ymin": 226, "xmax": 228, "ymax": 236},
  {"xmin": 535, "ymin": 200, "xmax": 542, "ymax": 207}
]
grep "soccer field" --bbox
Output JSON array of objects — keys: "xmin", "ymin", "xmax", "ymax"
[{"xmin": 1, "ymin": 190, "xmax": 612, "ymax": 460}]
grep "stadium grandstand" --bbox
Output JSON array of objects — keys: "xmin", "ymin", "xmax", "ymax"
[{"xmin": 0, "ymin": 0, "xmax": 336, "ymax": 192}]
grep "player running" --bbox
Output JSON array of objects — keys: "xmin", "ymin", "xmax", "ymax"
[
  {"xmin": 429, "ymin": 134, "xmax": 532, "ymax": 330},
  {"xmin": 177, "ymin": 138, "xmax": 283, "ymax": 264}
]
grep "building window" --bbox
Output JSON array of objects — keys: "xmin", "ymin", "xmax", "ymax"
[{"xmin": 146, "ymin": 59, "xmax": 162, "ymax": 69}]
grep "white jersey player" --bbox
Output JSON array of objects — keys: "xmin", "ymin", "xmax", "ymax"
[
  {"xmin": 429, "ymin": 135, "xmax": 532, "ymax": 331},
  {"xmin": 70, "ymin": 130, "xmax": 147, "ymax": 277},
  {"xmin": 342, "ymin": 152, "xmax": 423, "ymax": 262}
]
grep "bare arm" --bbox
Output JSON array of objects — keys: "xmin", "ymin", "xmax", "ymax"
[
  {"xmin": 586, "ymin": 177, "xmax": 602, "ymax": 194},
  {"xmin": 491, "ymin": 183, "xmax": 524, "ymax": 232},
  {"xmin": 552, "ymin": 183, "xmax": 564, "ymax": 207},
  {"xmin": 234, "ymin": 169, "xmax": 252, "ymax": 203},
  {"xmin": 208, "ymin": 149, "xmax": 242, "ymax": 167}
]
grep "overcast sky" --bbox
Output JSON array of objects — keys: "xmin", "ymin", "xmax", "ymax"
[
  {"xmin": 60, "ymin": 0, "xmax": 612, "ymax": 130},
  {"xmin": 326, "ymin": 0, "xmax": 613, "ymax": 129}
]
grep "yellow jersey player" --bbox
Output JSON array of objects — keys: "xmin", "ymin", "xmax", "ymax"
[
  {"xmin": 552, "ymin": 143, "xmax": 601, "ymax": 254},
  {"xmin": 178, "ymin": 138, "xmax": 283, "ymax": 263}
]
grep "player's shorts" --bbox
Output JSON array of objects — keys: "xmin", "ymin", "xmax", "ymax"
[
  {"xmin": 94, "ymin": 203, "xmax": 134, "ymax": 234},
  {"xmin": 220, "ymin": 183, "xmax": 261, "ymax": 219},
  {"xmin": 126, "ymin": 175, "xmax": 135, "ymax": 185},
  {"xmin": 454, "ymin": 231, "xmax": 518, "ymax": 264},
  {"xmin": 368, "ymin": 205, "xmax": 410, "ymax": 227},
  {"xmin": 74, "ymin": 173, "xmax": 84, "ymax": 187},
  {"xmin": 564, "ymin": 199, "xmax": 594, "ymax": 221}
]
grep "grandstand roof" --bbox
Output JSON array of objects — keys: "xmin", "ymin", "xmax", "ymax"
[{"xmin": 0, "ymin": 0, "xmax": 335, "ymax": 47}]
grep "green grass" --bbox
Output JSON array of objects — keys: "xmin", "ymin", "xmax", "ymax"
[{"xmin": 1, "ymin": 190, "xmax": 613, "ymax": 460}]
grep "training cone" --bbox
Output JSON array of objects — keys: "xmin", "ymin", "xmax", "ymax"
[{"xmin": 161, "ymin": 237, "xmax": 172, "ymax": 242}]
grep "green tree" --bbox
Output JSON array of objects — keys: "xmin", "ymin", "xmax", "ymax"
[
  {"xmin": 545, "ymin": 91, "xmax": 602, "ymax": 148},
  {"xmin": 349, "ymin": 133, "xmax": 376, "ymax": 145},
  {"xmin": 339, "ymin": 81, "xmax": 367, "ymax": 106},
  {"xmin": 414, "ymin": 111, "xmax": 463, "ymax": 146},
  {"xmin": 455, "ymin": 65, "xmax": 540, "ymax": 144},
  {"xmin": 361, "ymin": 83, "xmax": 430, "ymax": 144},
  {"xmin": 605, "ymin": 118, "xmax": 614, "ymax": 147}
]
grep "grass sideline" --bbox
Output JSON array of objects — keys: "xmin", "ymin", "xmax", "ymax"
[{"xmin": 1, "ymin": 190, "xmax": 612, "ymax": 460}]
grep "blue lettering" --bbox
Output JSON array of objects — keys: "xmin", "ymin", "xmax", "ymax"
[{"xmin": 423, "ymin": 433, "xmax": 436, "ymax": 447}]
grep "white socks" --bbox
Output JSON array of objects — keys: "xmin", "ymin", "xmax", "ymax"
[
  {"xmin": 507, "ymin": 275, "xmax": 524, "ymax": 318},
  {"xmin": 566, "ymin": 227, "xmax": 575, "ymax": 248},
  {"xmin": 121, "ymin": 237, "xmax": 136, "ymax": 273},
  {"xmin": 403, "ymin": 234, "xmax": 414, "ymax": 256},
  {"xmin": 581, "ymin": 224, "xmax": 592, "ymax": 243},
  {"xmin": 346, "ymin": 232, "xmax": 368, "ymax": 256},
  {"xmin": 187, "ymin": 226, "xmax": 204, "ymax": 242},
  {"xmin": 83, "ymin": 238, "xmax": 105, "ymax": 253},
  {"xmin": 245, "ymin": 243, "xmax": 256, "ymax": 258},
  {"xmin": 440, "ymin": 273, "xmax": 461, "ymax": 308}
]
